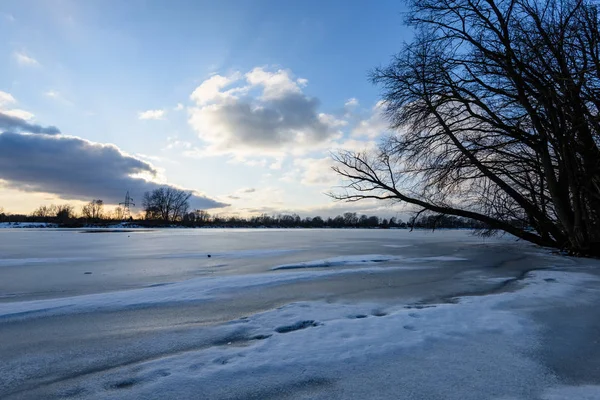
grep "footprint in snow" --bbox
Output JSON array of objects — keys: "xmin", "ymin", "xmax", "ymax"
[{"xmin": 275, "ymin": 320, "xmax": 320, "ymax": 333}]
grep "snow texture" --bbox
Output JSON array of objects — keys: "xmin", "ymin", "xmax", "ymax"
[{"xmin": 12, "ymin": 269, "xmax": 595, "ymax": 399}]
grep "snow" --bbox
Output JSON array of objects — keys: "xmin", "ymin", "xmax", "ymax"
[
  {"xmin": 3, "ymin": 229, "xmax": 600, "ymax": 399},
  {"xmin": 541, "ymin": 385, "xmax": 600, "ymax": 400},
  {"xmin": 0, "ymin": 222, "xmax": 57, "ymax": 228},
  {"xmin": 17, "ymin": 269, "xmax": 596, "ymax": 399}
]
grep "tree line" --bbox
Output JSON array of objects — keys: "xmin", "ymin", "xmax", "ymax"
[{"xmin": 0, "ymin": 188, "xmax": 485, "ymax": 229}]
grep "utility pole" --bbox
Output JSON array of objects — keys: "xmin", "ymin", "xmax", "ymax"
[{"xmin": 119, "ymin": 191, "xmax": 135, "ymax": 220}]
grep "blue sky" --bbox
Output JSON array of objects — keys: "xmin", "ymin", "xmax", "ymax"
[{"xmin": 0, "ymin": 0, "xmax": 412, "ymax": 217}]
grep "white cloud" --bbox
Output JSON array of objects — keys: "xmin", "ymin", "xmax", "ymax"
[
  {"xmin": 0, "ymin": 91, "xmax": 17, "ymax": 107},
  {"xmin": 2, "ymin": 109, "xmax": 35, "ymax": 120},
  {"xmin": 0, "ymin": 91, "xmax": 34, "ymax": 120},
  {"xmin": 138, "ymin": 109, "xmax": 166, "ymax": 120},
  {"xmin": 345, "ymin": 98, "xmax": 359, "ymax": 108},
  {"xmin": 334, "ymin": 138, "xmax": 378, "ymax": 153},
  {"xmin": 318, "ymin": 113, "xmax": 348, "ymax": 128},
  {"xmin": 190, "ymin": 73, "xmax": 242, "ymax": 105},
  {"xmin": 352, "ymin": 101, "xmax": 389, "ymax": 139},
  {"xmin": 297, "ymin": 78, "xmax": 308, "ymax": 87},
  {"xmin": 164, "ymin": 136, "xmax": 192, "ymax": 150},
  {"xmin": 245, "ymin": 67, "xmax": 303, "ymax": 100},
  {"xmin": 174, "ymin": 103, "xmax": 184, "ymax": 111},
  {"xmin": 44, "ymin": 90, "xmax": 73, "ymax": 106},
  {"xmin": 188, "ymin": 67, "xmax": 344, "ymax": 158},
  {"xmin": 293, "ymin": 157, "xmax": 338, "ymax": 186},
  {"xmin": 13, "ymin": 51, "xmax": 40, "ymax": 66},
  {"xmin": 269, "ymin": 158, "xmax": 284, "ymax": 170}
]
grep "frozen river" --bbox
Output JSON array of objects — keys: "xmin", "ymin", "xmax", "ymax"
[{"xmin": 1, "ymin": 228, "xmax": 599, "ymax": 399}]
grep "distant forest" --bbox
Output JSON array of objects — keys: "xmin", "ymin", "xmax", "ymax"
[{"xmin": 0, "ymin": 203, "xmax": 486, "ymax": 230}]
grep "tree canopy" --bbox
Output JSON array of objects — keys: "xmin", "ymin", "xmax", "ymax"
[{"xmin": 332, "ymin": 0, "xmax": 600, "ymax": 256}]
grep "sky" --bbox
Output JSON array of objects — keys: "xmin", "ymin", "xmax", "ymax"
[{"xmin": 0, "ymin": 0, "xmax": 413, "ymax": 218}]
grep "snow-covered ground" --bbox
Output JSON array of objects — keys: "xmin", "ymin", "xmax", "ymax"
[
  {"xmin": 1, "ymin": 229, "xmax": 599, "ymax": 399},
  {"xmin": 0, "ymin": 222, "xmax": 57, "ymax": 228}
]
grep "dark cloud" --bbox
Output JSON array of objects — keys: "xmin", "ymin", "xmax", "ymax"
[
  {"xmin": 0, "ymin": 114, "xmax": 228, "ymax": 209},
  {"xmin": 242, "ymin": 188, "xmax": 256, "ymax": 193},
  {"xmin": 0, "ymin": 112, "xmax": 60, "ymax": 135}
]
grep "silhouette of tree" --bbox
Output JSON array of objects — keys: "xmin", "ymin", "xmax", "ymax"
[
  {"xmin": 332, "ymin": 0, "xmax": 600, "ymax": 256},
  {"xmin": 55, "ymin": 205, "xmax": 74, "ymax": 223},
  {"xmin": 82, "ymin": 199, "xmax": 104, "ymax": 220},
  {"xmin": 142, "ymin": 187, "xmax": 192, "ymax": 222}
]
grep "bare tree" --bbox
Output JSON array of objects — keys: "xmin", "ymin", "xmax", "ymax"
[
  {"xmin": 194, "ymin": 210, "xmax": 211, "ymax": 223},
  {"xmin": 32, "ymin": 205, "xmax": 58, "ymax": 218},
  {"xmin": 142, "ymin": 187, "xmax": 192, "ymax": 222},
  {"xmin": 55, "ymin": 204, "xmax": 75, "ymax": 222},
  {"xmin": 112, "ymin": 206, "xmax": 125, "ymax": 220},
  {"xmin": 332, "ymin": 0, "xmax": 600, "ymax": 256},
  {"xmin": 81, "ymin": 199, "xmax": 104, "ymax": 220}
]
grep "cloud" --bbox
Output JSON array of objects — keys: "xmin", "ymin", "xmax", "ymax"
[
  {"xmin": 293, "ymin": 157, "xmax": 338, "ymax": 186},
  {"xmin": 0, "ymin": 91, "xmax": 35, "ymax": 121},
  {"xmin": 190, "ymin": 73, "xmax": 243, "ymax": 105},
  {"xmin": 0, "ymin": 112, "xmax": 60, "ymax": 135},
  {"xmin": 0, "ymin": 91, "xmax": 16, "ymax": 107},
  {"xmin": 138, "ymin": 109, "xmax": 166, "ymax": 120},
  {"xmin": 345, "ymin": 98, "xmax": 359, "ymax": 108},
  {"xmin": 44, "ymin": 90, "xmax": 73, "ymax": 106},
  {"xmin": 188, "ymin": 67, "xmax": 344, "ymax": 157},
  {"xmin": 352, "ymin": 101, "xmax": 389, "ymax": 139},
  {"xmin": 45, "ymin": 90, "xmax": 60, "ymax": 98},
  {"xmin": 0, "ymin": 113, "xmax": 227, "ymax": 209},
  {"xmin": 1, "ymin": 109, "xmax": 35, "ymax": 120},
  {"xmin": 174, "ymin": 103, "xmax": 184, "ymax": 111},
  {"xmin": 13, "ymin": 51, "xmax": 40, "ymax": 66},
  {"xmin": 225, "ymin": 187, "xmax": 258, "ymax": 201}
]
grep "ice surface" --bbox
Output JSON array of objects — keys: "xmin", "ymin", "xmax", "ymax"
[
  {"xmin": 2, "ymin": 229, "xmax": 600, "ymax": 399},
  {"xmin": 271, "ymin": 254, "xmax": 467, "ymax": 270},
  {"xmin": 0, "ymin": 257, "xmax": 97, "ymax": 267},
  {"xmin": 0, "ymin": 262, "xmax": 436, "ymax": 319},
  {"xmin": 9, "ymin": 269, "xmax": 595, "ymax": 400},
  {"xmin": 541, "ymin": 385, "xmax": 600, "ymax": 400},
  {"xmin": 271, "ymin": 254, "xmax": 403, "ymax": 270}
]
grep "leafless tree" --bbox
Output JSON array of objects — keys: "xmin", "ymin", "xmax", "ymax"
[
  {"xmin": 55, "ymin": 204, "xmax": 75, "ymax": 222},
  {"xmin": 32, "ymin": 204, "xmax": 58, "ymax": 218},
  {"xmin": 112, "ymin": 206, "xmax": 125, "ymax": 220},
  {"xmin": 81, "ymin": 199, "xmax": 104, "ymax": 220},
  {"xmin": 142, "ymin": 187, "xmax": 192, "ymax": 222},
  {"xmin": 332, "ymin": 0, "xmax": 600, "ymax": 256},
  {"xmin": 194, "ymin": 210, "xmax": 211, "ymax": 223}
]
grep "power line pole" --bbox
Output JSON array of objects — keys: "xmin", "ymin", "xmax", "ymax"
[{"xmin": 119, "ymin": 191, "xmax": 135, "ymax": 220}]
